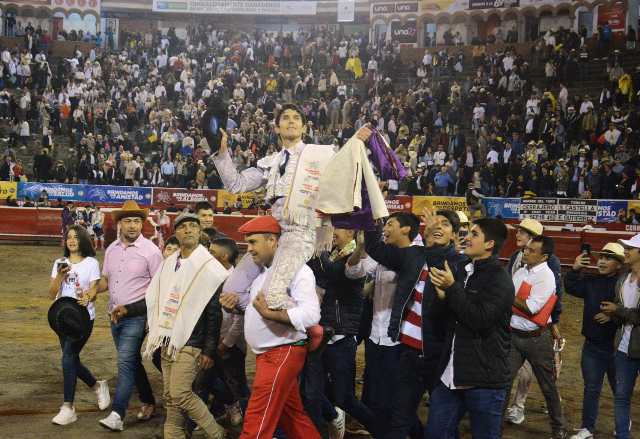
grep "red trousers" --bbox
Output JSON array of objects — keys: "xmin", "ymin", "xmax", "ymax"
[{"xmin": 240, "ymin": 344, "xmax": 321, "ymax": 439}]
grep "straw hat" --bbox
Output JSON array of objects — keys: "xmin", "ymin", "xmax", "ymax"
[
  {"xmin": 592, "ymin": 243, "xmax": 625, "ymax": 262},
  {"xmin": 513, "ymin": 218, "xmax": 543, "ymax": 236}
]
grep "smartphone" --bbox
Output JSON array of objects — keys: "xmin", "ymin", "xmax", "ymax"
[
  {"xmin": 57, "ymin": 261, "xmax": 69, "ymax": 269},
  {"xmin": 581, "ymin": 243, "xmax": 591, "ymax": 257}
]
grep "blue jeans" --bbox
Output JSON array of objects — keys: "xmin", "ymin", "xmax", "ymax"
[
  {"xmin": 301, "ymin": 336, "xmax": 375, "ymax": 434},
  {"xmin": 614, "ymin": 350, "xmax": 640, "ymax": 439},
  {"xmin": 363, "ymin": 339, "xmax": 402, "ymax": 438},
  {"xmin": 436, "ymin": 187, "xmax": 448, "ymax": 196},
  {"xmin": 425, "ymin": 383, "xmax": 506, "ymax": 439},
  {"xmin": 382, "ymin": 344, "xmax": 431, "ymax": 439},
  {"xmin": 110, "ymin": 315, "xmax": 155, "ymax": 419},
  {"xmin": 581, "ymin": 339, "xmax": 616, "ymax": 433},
  {"xmin": 78, "ymin": 179, "xmax": 88, "ymax": 185},
  {"xmin": 60, "ymin": 320, "xmax": 97, "ymax": 402}
]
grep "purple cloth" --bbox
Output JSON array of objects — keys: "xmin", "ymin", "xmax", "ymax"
[
  {"xmin": 330, "ymin": 187, "xmax": 375, "ymax": 231},
  {"xmin": 367, "ymin": 128, "xmax": 408, "ymax": 181}
]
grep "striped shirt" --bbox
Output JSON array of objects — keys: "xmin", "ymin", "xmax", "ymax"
[{"xmin": 398, "ymin": 263, "xmax": 429, "ymax": 350}]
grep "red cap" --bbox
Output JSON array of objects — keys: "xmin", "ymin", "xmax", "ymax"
[{"xmin": 238, "ymin": 215, "xmax": 281, "ymax": 235}]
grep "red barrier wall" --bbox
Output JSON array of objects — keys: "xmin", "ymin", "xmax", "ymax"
[{"xmin": 0, "ymin": 206, "xmax": 632, "ymax": 270}]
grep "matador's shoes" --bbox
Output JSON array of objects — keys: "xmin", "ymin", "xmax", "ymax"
[{"xmin": 307, "ymin": 325, "xmax": 334, "ymax": 361}]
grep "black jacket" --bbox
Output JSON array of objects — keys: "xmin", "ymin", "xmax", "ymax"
[
  {"xmin": 430, "ymin": 255, "xmax": 514, "ymax": 389},
  {"xmin": 126, "ymin": 284, "xmax": 223, "ymax": 359},
  {"xmin": 364, "ymin": 228, "xmax": 467, "ymax": 359},
  {"xmin": 564, "ymin": 269, "xmax": 619, "ymax": 351},
  {"xmin": 308, "ymin": 248, "xmax": 364, "ymax": 336}
]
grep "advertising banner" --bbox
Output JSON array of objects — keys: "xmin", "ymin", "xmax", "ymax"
[
  {"xmin": 395, "ymin": 2, "xmax": 418, "ymax": 12},
  {"xmin": 18, "ymin": 182, "xmax": 86, "ymax": 202},
  {"xmin": 338, "ymin": 0, "xmax": 355, "ymax": 22},
  {"xmin": 84, "ymin": 186, "xmax": 152, "ymax": 204},
  {"xmin": 418, "ymin": 0, "xmax": 458, "ymax": 12},
  {"xmin": 0, "ymin": 182, "xmax": 17, "ymax": 198},
  {"xmin": 385, "ymin": 195, "xmax": 413, "ymax": 213},
  {"xmin": 216, "ymin": 190, "xmax": 264, "ymax": 209},
  {"xmin": 153, "ymin": 0, "xmax": 317, "ymax": 15},
  {"xmin": 596, "ymin": 3, "xmax": 626, "ymax": 36},
  {"xmin": 469, "ymin": 0, "xmax": 519, "ymax": 9},
  {"xmin": 371, "ymin": 3, "xmax": 396, "ymax": 13},
  {"xmin": 557, "ymin": 198, "xmax": 598, "ymax": 223},
  {"xmin": 152, "ymin": 188, "xmax": 217, "ymax": 207},
  {"xmin": 482, "ymin": 197, "xmax": 520, "ymax": 219},
  {"xmin": 597, "ymin": 200, "xmax": 628, "ymax": 223},
  {"xmin": 412, "ymin": 196, "xmax": 470, "ymax": 216},
  {"xmin": 390, "ymin": 20, "xmax": 419, "ymax": 45}
]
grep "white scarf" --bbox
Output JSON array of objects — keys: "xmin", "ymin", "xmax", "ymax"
[{"xmin": 143, "ymin": 245, "xmax": 229, "ymax": 360}]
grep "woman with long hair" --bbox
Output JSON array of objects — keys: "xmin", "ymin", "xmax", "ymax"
[{"xmin": 48, "ymin": 225, "xmax": 109, "ymax": 425}]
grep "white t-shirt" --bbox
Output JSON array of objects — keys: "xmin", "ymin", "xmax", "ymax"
[
  {"xmin": 51, "ymin": 257, "xmax": 101, "ymax": 320},
  {"xmin": 619, "ymin": 274, "xmax": 640, "ymax": 354}
]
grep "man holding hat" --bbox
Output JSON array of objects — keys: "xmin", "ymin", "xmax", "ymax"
[
  {"xmin": 564, "ymin": 243, "xmax": 624, "ymax": 439},
  {"xmin": 83, "ymin": 200, "xmax": 163, "ymax": 431},
  {"xmin": 600, "ymin": 235, "xmax": 640, "ymax": 439},
  {"xmin": 143, "ymin": 212, "xmax": 229, "ymax": 439},
  {"xmin": 220, "ymin": 215, "xmax": 322, "ymax": 439},
  {"xmin": 505, "ymin": 219, "xmax": 564, "ymax": 425}
]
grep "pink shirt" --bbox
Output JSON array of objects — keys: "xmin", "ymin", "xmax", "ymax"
[{"xmin": 102, "ymin": 234, "xmax": 163, "ymax": 313}]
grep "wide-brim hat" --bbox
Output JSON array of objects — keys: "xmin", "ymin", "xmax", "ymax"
[
  {"xmin": 48, "ymin": 297, "xmax": 91, "ymax": 342},
  {"xmin": 456, "ymin": 211, "xmax": 469, "ymax": 225},
  {"xmin": 514, "ymin": 218, "xmax": 543, "ymax": 236},
  {"xmin": 592, "ymin": 242, "xmax": 625, "ymax": 262},
  {"xmin": 111, "ymin": 200, "xmax": 149, "ymax": 222}
]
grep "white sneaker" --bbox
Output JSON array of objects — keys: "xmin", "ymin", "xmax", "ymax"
[
  {"xmin": 99, "ymin": 411, "xmax": 123, "ymax": 431},
  {"xmin": 569, "ymin": 428, "xmax": 593, "ymax": 439},
  {"xmin": 506, "ymin": 407, "xmax": 525, "ymax": 424},
  {"xmin": 226, "ymin": 402, "xmax": 243, "ymax": 427},
  {"xmin": 94, "ymin": 380, "xmax": 110, "ymax": 410},
  {"xmin": 329, "ymin": 407, "xmax": 346, "ymax": 439},
  {"xmin": 52, "ymin": 406, "xmax": 77, "ymax": 425}
]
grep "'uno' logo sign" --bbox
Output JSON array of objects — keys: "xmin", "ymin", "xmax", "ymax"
[
  {"xmin": 395, "ymin": 2, "xmax": 418, "ymax": 12},
  {"xmin": 393, "ymin": 26, "xmax": 417, "ymax": 36},
  {"xmin": 372, "ymin": 3, "xmax": 395, "ymax": 13}
]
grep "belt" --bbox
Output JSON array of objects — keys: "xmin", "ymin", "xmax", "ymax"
[{"xmin": 511, "ymin": 325, "xmax": 550, "ymax": 338}]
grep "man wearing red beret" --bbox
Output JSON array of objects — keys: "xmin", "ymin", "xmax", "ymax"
[{"xmin": 221, "ymin": 215, "xmax": 322, "ymax": 439}]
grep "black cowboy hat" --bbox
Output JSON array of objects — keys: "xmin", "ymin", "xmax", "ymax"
[
  {"xmin": 201, "ymin": 95, "xmax": 229, "ymax": 154},
  {"xmin": 48, "ymin": 297, "xmax": 91, "ymax": 342}
]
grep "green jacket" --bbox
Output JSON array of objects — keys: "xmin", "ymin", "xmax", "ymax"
[{"xmin": 613, "ymin": 272, "xmax": 640, "ymax": 359}]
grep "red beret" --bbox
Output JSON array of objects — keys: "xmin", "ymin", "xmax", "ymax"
[{"xmin": 238, "ymin": 215, "xmax": 281, "ymax": 235}]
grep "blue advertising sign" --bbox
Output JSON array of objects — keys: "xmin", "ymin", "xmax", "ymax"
[
  {"xmin": 482, "ymin": 197, "xmax": 520, "ymax": 219},
  {"xmin": 84, "ymin": 186, "xmax": 153, "ymax": 204},
  {"xmin": 18, "ymin": 182, "xmax": 86, "ymax": 201},
  {"xmin": 597, "ymin": 200, "xmax": 628, "ymax": 223}
]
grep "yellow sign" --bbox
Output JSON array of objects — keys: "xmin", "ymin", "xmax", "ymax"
[
  {"xmin": 418, "ymin": 0, "xmax": 456, "ymax": 12},
  {"xmin": 216, "ymin": 190, "xmax": 265, "ymax": 209},
  {"xmin": 0, "ymin": 182, "xmax": 17, "ymax": 198},
  {"xmin": 628, "ymin": 200, "xmax": 640, "ymax": 213},
  {"xmin": 412, "ymin": 196, "xmax": 470, "ymax": 216}
]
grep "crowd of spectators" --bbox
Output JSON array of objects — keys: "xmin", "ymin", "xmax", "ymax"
[{"xmin": 0, "ymin": 21, "xmax": 639, "ymax": 200}]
